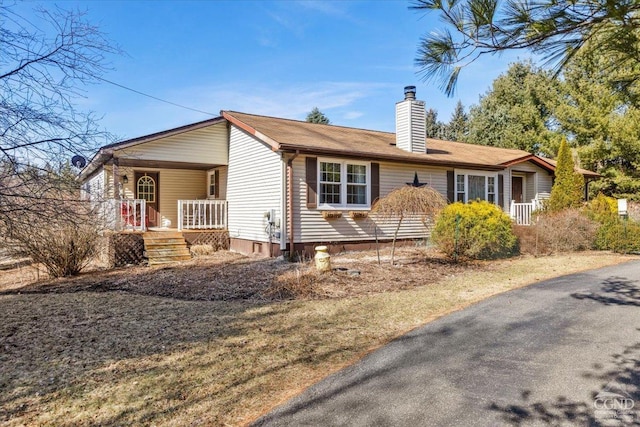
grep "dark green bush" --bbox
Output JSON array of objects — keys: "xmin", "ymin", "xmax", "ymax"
[
  {"xmin": 432, "ymin": 201, "xmax": 518, "ymax": 260},
  {"xmin": 585, "ymin": 194, "xmax": 640, "ymax": 253}
]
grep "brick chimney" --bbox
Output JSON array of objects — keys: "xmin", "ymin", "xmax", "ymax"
[{"xmin": 395, "ymin": 86, "xmax": 426, "ymax": 153}]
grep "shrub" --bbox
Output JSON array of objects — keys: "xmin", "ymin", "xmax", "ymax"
[
  {"xmin": 5, "ymin": 219, "xmax": 100, "ymax": 277},
  {"xmin": 597, "ymin": 221, "xmax": 640, "ymax": 253},
  {"xmin": 516, "ymin": 209, "xmax": 597, "ymax": 255},
  {"xmin": 190, "ymin": 244, "xmax": 216, "ymax": 256},
  {"xmin": 265, "ymin": 267, "xmax": 320, "ymax": 300},
  {"xmin": 432, "ymin": 201, "xmax": 518, "ymax": 260},
  {"xmin": 585, "ymin": 193, "xmax": 618, "ymax": 224},
  {"xmin": 584, "ymin": 194, "xmax": 640, "ymax": 253}
]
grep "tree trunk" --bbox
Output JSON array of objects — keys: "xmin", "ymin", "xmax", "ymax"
[{"xmin": 391, "ymin": 215, "xmax": 403, "ymax": 265}]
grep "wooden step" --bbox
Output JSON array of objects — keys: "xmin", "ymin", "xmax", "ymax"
[{"xmin": 142, "ymin": 232, "xmax": 191, "ymax": 265}]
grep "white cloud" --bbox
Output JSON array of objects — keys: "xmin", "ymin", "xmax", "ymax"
[
  {"xmin": 343, "ymin": 111, "xmax": 364, "ymax": 120},
  {"xmin": 173, "ymin": 81, "xmax": 394, "ymax": 121}
]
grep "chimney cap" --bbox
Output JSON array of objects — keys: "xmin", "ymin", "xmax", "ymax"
[{"xmin": 403, "ymin": 85, "xmax": 417, "ymax": 100}]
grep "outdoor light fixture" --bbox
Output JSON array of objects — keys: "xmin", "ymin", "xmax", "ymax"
[{"xmin": 122, "ymin": 175, "xmax": 128, "ymax": 184}]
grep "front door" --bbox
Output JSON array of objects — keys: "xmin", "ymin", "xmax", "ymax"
[
  {"xmin": 512, "ymin": 176, "xmax": 523, "ymax": 203},
  {"xmin": 135, "ymin": 172, "xmax": 159, "ymax": 227}
]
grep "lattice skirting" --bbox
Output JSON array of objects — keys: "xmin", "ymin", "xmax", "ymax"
[
  {"xmin": 107, "ymin": 233, "xmax": 145, "ymax": 267},
  {"xmin": 182, "ymin": 230, "xmax": 230, "ymax": 250}
]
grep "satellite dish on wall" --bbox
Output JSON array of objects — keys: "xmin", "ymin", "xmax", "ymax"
[{"xmin": 71, "ymin": 155, "xmax": 87, "ymax": 169}]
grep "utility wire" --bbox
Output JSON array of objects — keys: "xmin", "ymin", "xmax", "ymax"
[{"xmin": 95, "ymin": 76, "xmax": 218, "ymax": 116}]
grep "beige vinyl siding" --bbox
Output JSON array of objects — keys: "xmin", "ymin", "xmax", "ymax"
[
  {"xmin": 293, "ymin": 156, "xmax": 447, "ymax": 243},
  {"xmin": 227, "ymin": 125, "xmax": 282, "ymax": 243},
  {"xmin": 117, "ymin": 123, "xmax": 228, "ymax": 165},
  {"xmin": 81, "ymin": 169, "xmax": 106, "ymax": 201},
  {"xmin": 537, "ymin": 171, "xmax": 553, "ymax": 194},
  {"xmin": 507, "ymin": 161, "xmax": 553, "ymax": 202},
  {"xmin": 105, "ymin": 166, "xmax": 206, "ymax": 227}
]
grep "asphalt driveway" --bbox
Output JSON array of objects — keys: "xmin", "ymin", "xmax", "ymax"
[{"xmin": 254, "ymin": 260, "xmax": 640, "ymax": 426}]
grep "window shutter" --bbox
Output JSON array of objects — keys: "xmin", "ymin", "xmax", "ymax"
[
  {"xmin": 214, "ymin": 170, "xmax": 220, "ymax": 199},
  {"xmin": 498, "ymin": 174, "xmax": 504, "ymax": 209},
  {"xmin": 370, "ymin": 162, "xmax": 380, "ymax": 206},
  {"xmin": 446, "ymin": 171, "xmax": 455, "ymax": 203},
  {"xmin": 306, "ymin": 157, "xmax": 317, "ymax": 208}
]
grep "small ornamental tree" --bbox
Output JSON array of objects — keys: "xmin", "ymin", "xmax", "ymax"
[
  {"xmin": 548, "ymin": 139, "xmax": 584, "ymax": 212},
  {"xmin": 305, "ymin": 107, "xmax": 330, "ymax": 124},
  {"xmin": 371, "ymin": 185, "xmax": 447, "ymax": 264}
]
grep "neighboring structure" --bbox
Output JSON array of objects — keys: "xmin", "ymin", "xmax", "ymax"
[{"xmin": 79, "ymin": 86, "xmax": 598, "ymax": 256}]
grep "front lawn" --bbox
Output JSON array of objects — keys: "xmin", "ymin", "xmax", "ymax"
[{"xmin": 0, "ymin": 249, "xmax": 633, "ymax": 426}]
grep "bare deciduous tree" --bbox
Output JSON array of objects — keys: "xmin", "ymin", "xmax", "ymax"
[
  {"xmin": 0, "ymin": 4, "xmax": 117, "ymax": 275},
  {"xmin": 0, "ymin": 4, "xmax": 117, "ymax": 227}
]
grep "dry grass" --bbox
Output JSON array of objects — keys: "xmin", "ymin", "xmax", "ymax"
[{"xmin": 0, "ymin": 248, "xmax": 635, "ymax": 426}]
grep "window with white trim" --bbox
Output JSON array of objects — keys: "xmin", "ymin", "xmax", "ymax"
[
  {"xmin": 455, "ymin": 170, "xmax": 499, "ymax": 205},
  {"xmin": 456, "ymin": 174, "xmax": 465, "ymax": 202},
  {"xmin": 319, "ymin": 159, "xmax": 369, "ymax": 208},
  {"xmin": 208, "ymin": 170, "xmax": 218, "ymax": 198},
  {"xmin": 137, "ymin": 175, "xmax": 156, "ymax": 203}
]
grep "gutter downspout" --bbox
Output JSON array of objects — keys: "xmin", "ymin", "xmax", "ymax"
[{"xmin": 286, "ymin": 151, "xmax": 299, "ymax": 257}]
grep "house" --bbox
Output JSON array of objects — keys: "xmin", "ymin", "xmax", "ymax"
[{"xmin": 79, "ymin": 86, "xmax": 598, "ymax": 257}]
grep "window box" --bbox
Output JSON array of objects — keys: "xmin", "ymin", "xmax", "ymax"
[
  {"xmin": 349, "ymin": 211, "xmax": 368, "ymax": 220},
  {"xmin": 322, "ymin": 210, "xmax": 343, "ymax": 219}
]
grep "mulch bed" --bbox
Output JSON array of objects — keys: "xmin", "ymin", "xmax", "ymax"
[{"xmin": 0, "ymin": 248, "xmax": 477, "ymax": 301}]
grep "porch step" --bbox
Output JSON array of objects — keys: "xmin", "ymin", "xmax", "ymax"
[{"xmin": 142, "ymin": 232, "xmax": 191, "ymax": 266}]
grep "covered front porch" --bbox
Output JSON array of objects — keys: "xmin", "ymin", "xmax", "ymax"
[
  {"xmin": 108, "ymin": 198, "xmax": 228, "ymax": 232},
  {"xmin": 101, "ymin": 156, "xmax": 229, "ymax": 232}
]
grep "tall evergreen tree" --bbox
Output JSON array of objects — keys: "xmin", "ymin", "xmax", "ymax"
[
  {"xmin": 425, "ymin": 108, "xmax": 445, "ymax": 139},
  {"xmin": 548, "ymin": 139, "xmax": 584, "ymax": 212},
  {"xmin": 444, "ymin": 100, "xmax": 469, "ymax": 142},
  {"xmin": 413, "ymin": 0, "xmax": 640, "ymax": 99},
  {"xmin": 305, "ymin": 107, "xmax": 330, "ymax": 124},
  {"xmin": 466, "ymin": 62, "xmax": 561, "ymax": 155}
]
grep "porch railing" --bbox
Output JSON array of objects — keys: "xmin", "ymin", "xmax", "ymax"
[
  {"xmin": 510, "ymin": 193, "xmax": 550, "ymax": 226},
  {"xmin": 110, "ymin": 199, "xmax": 146, "ymax": 232},
  {"xmin": 510, "ymin": 200, "xmax": 533, "ymax": 226},
  {"xmin": 178, "ymin": 200, "xmax": 227, "ymax": 230}
]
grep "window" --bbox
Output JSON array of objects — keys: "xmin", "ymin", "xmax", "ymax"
[
  {"xmin": 320, "ymin": 162, "xmax": 341, "ymax": 204},
  {"xmin": 208, "ymin": 170, "xmax": 218, "ymax": 198},
  {"xmin": 487, "ymin": 176, "xmax": 495, "ymax": 203},
  {"xmin": 347, "ymin": 164, "xmax": 367, "ymax": 205},
  {"xmin": 454, "ymin": 170, "xmax": 499, "ymax": 205},
  {"xmin": 137, "ymin": 175, "xmax": 155, "ymax": 203},
  {"xmin": 456, "ymin": 174, "xmax": 465, "ymax": 202},
  {"xmin": 468, "ymin": 175, "xmax": 485, "ymax": 201},
  {"xmin": 319, "ymin": 160, "xmax": 369, "ymax": 208}
]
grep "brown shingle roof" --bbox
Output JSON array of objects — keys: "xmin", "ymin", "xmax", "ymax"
[{"xmin": 223, "ymin": 111, "xmax": 541, "ymax": 170}]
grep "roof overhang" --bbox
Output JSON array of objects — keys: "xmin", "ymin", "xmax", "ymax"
[
  {"xmin": 276, "ymin": 144, "xmax": 505, "ymax": 171},
  {"xmin": 78, "ymin": 116, "xmax": 226, "ymax": 181},
  {"xmin": 500, "ymin": 154, "xmax": 601, "ymax": 178},
  {"xmin": 222, "ymin": 111, "xmax": 281, "ymax": 151}
]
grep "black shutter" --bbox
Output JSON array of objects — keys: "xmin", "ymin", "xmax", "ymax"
[
  {"xmin": 498, "ymin": 174, "xmax": 504, "ymax": 209},
  {"xmin": 370, "ymin": 162, "xmax": 380, "ymax": 206},
  {"xmin": 306, "ymin": 157, "xmax": 317, "ymax": 208},
  {"xmin": 446, "ymin": 170, "xmax": 455, "ymax": 203}
]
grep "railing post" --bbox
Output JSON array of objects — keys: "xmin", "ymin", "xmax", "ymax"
[
  {"xmin": 140, "ymin": 199, "xmax": 146, "ymax": 232},
  {"xmin": 177, "ymin": 200, "xmax": 183, "ymax": 231}
]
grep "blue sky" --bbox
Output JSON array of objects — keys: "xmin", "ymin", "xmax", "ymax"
[{"xmin": 20, "ymin": 1, "xmax": 530, "ymax": 141}]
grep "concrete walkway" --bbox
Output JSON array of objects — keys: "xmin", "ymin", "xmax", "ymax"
[{"xmin": 254, "ymin": 261, "xmax": 640, "ymax": 426}]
